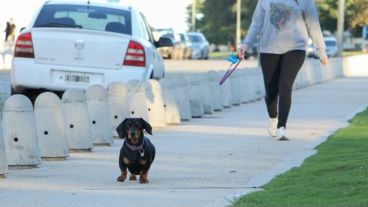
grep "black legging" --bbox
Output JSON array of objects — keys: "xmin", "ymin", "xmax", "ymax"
[{"xmin": 260, "ymin": 50, "xmax": 306, "ymax": 128}]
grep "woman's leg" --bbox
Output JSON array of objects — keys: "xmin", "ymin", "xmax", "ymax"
[
  {"xmin": 260, "ymin": 53, "xmax": 282, "ymax": 119},
  {"xmin": 277, "ymin": 50, "xmax": 306, "ymax": 128}
]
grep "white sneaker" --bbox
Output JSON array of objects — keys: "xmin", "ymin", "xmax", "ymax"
[
  {"xmin": 277, "ymin": 127, "xmax": 289, "ymax": 141},
  {"xmin": 267, "ymin": 117, "xmax": 278, "ymax": 137}
]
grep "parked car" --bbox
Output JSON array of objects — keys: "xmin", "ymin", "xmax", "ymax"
[
  {"xmin": 306, "ymin": 37, "xmax": 338, "ymax": 58},
  {"xmin": 153, "ymin": 28, "xmax": 187, "ymax": 59},
  {"xmin": 11, "ymin": 0, "xmax": 172, "ymax": 101},
  {"xmin": 324, "ymin": 36, "xmax": 338, "ymax": 57},
  {"xmin": 178, "ymin": 33, "xmax": 192, "ymax": 59},
  {"xmin": 187, "ymin": 32, "xmax": 209, "ymax": 59}
]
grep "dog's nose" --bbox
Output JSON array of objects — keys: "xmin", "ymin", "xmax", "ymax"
[{"xmin": 130, "ymin": 132, "xmax": 136, "ymax": 137}]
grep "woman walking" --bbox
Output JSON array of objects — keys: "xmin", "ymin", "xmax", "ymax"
[{"xmin": 238, "ymin": 0, "xmax": 328, "ymax": 140}]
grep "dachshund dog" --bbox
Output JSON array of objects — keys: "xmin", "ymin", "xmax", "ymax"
[{"xmin": 116, "ymin": 118, "xmax": 155, "ymax": 184}]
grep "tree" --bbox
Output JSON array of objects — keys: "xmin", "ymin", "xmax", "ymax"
[
  {"xmin": 316, "ymin": 0, "xmax": 368, "ymax": 36},
  {"xmin": 186, "ymin": 0, "xmax": 257, "ymax": 45}
]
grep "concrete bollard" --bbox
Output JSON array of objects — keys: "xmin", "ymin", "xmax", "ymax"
[
  {"xmin": 239, "ymin": 70, "xmax": 252, "ymax": 103},
  {"xmin": 145, "ymin": 79, "xmax": 167, "ymax": 127},
  {"xmin": 107, "ymin": 82, "xmax": 130, "ymax": 138},
  {"xmin": 86, "ymin": 85, "xmax": 113, "ymax": 145},
  {"xmin": 251, "ymin": 68, "xmax": 265, "ymax": 100},
  {"xmin": 127, "ymin": 79, "xmax": 166, "ymax": 128},
  {"xmin": 199, "ymin": 74, "xmax": 214, "ymax": 114},
  {"xmin": 126, "ymin": 79, "xmax": 147, "ymax": 119},
  {"xmin": 61, "ymin": 89, "xmax": 93, "ymax": 152},
  {"xmin": 159, "ymin": 78, "xmax": 181, "ymax": 125},
  {"xmin": 2, "ymin": 95, "xmax": 41, "ymax": 168},
  {"xmin": 206, "ymin": 71, "xmax": 223, "ymax": 111},
  {"xmin": 243, "ymin": 69, "xmax": 257, "ymax": 102},
  {"xmin": 298, "ymin": 66, "xmax": 310, "ymax": 88},
  {"xmin": 219, "ymin": 71, "xmax": 233, "ymax": 108},
  {"xmin": 186, "ymin": 74, "xmax": 204, "ymax": 117},
  {"xmin": 230, "ymin": 72, "xmax": 242, "ymax": 106},
  {"xmin": 0, "ymin": 119, "xmax": 8, "ymax": 177},
  {"xmin": 34, "ymin": 92, "xmax": 69, "ymax": 160},
  {"xmin": 294, "ymin": 66, "xmax": 308, "ymax": 90},
  {"xmin": 171, "ymin": 75, "xmax": 192, "ymax": 121}
]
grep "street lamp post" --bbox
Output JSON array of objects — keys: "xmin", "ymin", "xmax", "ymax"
[
  {"xmin": 236, "ymin": 0, "xmax": 241, "ymax": 49},
  {"xmin": 337, "ymin": 0, "xmax": 345, "ymax": 57},
  {"xmin": 192, "ymin": 0, "xmax": 196, "ymax": 32}
]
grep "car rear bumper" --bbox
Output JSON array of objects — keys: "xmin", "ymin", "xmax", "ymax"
[{"xmin": 12, "ymin": 58, "xmax": 148, "ymax": 91}]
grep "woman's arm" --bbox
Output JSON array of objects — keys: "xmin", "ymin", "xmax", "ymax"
[
  {"xmin": 238, "ymin": 0, "xmax": 264, "ymax": 58},
  {"xmin": 304, "ymin": 0, "xmax": 328, "ymax": 64}
]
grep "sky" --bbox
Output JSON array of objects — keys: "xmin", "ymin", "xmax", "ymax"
[{"xmin": 0, "ymin": 0, "xmax": 192, "ymax": 40}]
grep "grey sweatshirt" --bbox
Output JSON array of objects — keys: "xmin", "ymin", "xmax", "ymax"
[{"xmin": 244, "ymin": 0, "xmax": 327, "ymax": 58}]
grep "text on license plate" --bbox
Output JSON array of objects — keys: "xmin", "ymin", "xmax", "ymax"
[{"xmin": 65, "ymin": 74, "xmax": 90, "ymax": 83}]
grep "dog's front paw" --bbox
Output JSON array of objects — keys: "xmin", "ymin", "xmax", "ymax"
[
  {"xmin": 117, "ymin": 175, "xmax": 126, "ymax": 182},
  {"xmin": 139, "ymin": 177, "xmax": 149, "ymax": 184},
  {"xmin": 129, "ymin": 174, "xmax": 137, "ymax": 181}
]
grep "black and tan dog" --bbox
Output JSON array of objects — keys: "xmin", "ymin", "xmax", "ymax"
[{"xmin": 116, "ymin": 118, "xmax": 155, "ymax": 184}]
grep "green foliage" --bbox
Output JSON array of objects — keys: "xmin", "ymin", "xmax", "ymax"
[
  {"xmin": 316, "ymin": 0, "xmax": 368, "ymax": 36},
  {"xmin": 233, "ymin": 107, "xmax": 368, "ymax": 207},
  {"xmin": 186, "ymin": 0, "xmax": 368, "ymax": 44},
  {"xmin": 186, "ymin": 0, "xmax": 257, "ymax": 45}
]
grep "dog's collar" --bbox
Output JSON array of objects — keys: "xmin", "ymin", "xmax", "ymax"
[{"xmin": 124, "ymin": 139, "xmax": 145, "ymax": 151}]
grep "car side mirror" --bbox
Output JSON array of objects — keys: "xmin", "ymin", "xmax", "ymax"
[{"xmin": 156, "ymin": 36, "xmax": 173, "ymax": 48}]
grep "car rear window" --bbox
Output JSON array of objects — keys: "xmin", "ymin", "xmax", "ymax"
[
  {"xmin": 188, "ymin": 35, "xmax": 201, "ymax": 43},
  {"xmin": 33, "ymin": 4, "xmax": 132, "ymax": 35},
  {"xmin": 325, "ymin": 40, "xmax": 337, "ymax": 47}
]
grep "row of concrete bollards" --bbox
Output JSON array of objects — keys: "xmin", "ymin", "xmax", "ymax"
[{"xmin": 0, "ymin": 58, "xmax": 344, "ymax": 177}]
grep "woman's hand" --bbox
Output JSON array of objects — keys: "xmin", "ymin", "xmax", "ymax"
[
  {"xmin": 237, "ymin": 43, "xmax": 249, "ymax": 59},
  {"xmin": 320, "ymin": 55, "xmax": 329, "ymax": 65}
]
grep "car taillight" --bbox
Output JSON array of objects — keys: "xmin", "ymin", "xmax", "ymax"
[
  {"xmin": 14, "ymin": 32, "xmax": 35, "ymax": 58},
  {"xmin": 123, "ymin": 40, "xmax": 145, "ymax": 67}
]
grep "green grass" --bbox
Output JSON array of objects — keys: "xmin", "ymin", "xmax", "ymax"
[
  {"xmin": 209, "ymin": 51, "xmax": 232, "ymax": 59},
  {"xmin": 234, "ymin": 107, "xmax": 368, "ymax": 207},
  {"xmin": 343, "ymin": 51, "xmax": 367, "ymax": 57}
]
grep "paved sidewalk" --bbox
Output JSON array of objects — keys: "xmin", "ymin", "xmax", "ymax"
[{"xmin": 1, "ymin": 77, "xmax": 368, "ymax": 207}]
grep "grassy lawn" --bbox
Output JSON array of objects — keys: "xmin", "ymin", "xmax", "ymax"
[
  {"xmin": 343, "ymin": 51, "xmax": 367, "ymax": 57},
  {"xmin": 234, "ymin": 107, "xmax": 368, "ymax": 207},
  {"xmin": 209, "ymin": 51, "xmax": 232, "ymax": 59}
]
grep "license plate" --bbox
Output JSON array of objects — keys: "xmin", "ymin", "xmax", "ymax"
[{"xmin": 64, "ymin": 73, "xmax": 90, "ymax": 83}]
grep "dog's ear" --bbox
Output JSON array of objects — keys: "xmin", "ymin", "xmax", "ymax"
[
  {"xmin": 116, "ymin": 119, "xmax": 128, "ymax": 139},
  {"xmin": 140, "ymin": 118, "xmax": 152, "ymax": 135}
]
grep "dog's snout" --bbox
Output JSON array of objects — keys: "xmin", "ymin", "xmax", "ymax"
[{"xmin": 130, "ymin": 132, "xmax": 136, "ymax": 137}]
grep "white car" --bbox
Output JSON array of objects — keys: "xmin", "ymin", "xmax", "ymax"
[
  {"xmin": 11, "ymin": 0, "xmax": 172, "ymax": 100},
  {"xmin": 324, "ymin": 37, "xmax": 338, "ymax": 57},
  {"xmin": 187, "ymin": 32, "xmax": 209, "ymax": 59}
]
